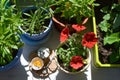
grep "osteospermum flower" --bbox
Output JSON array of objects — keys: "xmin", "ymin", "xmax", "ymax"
[
  {"xmin": 60, "ymin": 27, "xmax": 69, "ymax": 43},
  {"xmin": 70, "ymin": 56, "xmax": 84, "ymax": 70},
  {"xmin": 82, "ymin": 32, "xmax": 98, "ymax": 48},
  {"xmin": 72, "ymin": 24, "xmax": 86, "ymax": 32}
]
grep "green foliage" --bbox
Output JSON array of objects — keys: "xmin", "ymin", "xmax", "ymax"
[
  {"xmin": 21, "ymin": 0, "xmax": 54, "ymax": 34},
  {"xmin": 112, "ymin": 14, "xmax": 120, "ymax": 30},
  {"xmin": 98, "ymin": 3, "xmax": 120, "ymax": 45},
  {"xmin": 57, "ymin": 33, "xmax": 88, "ymax": 67},
  {"xmin": 98, "ymin": 20, "xmax": 111, "ymax": 32},
  {"xmin": 0, "ymin": 0, "xmax": 23, "ymax": 66},
  {"xmin": 52, "ymin": 0, "xmax": 97, "ymax": 23},
  {"xmin": 104, "ymin": 32, "xmax": 120, "ymax": 45},
  {"xmin": 98, "ymin": 3, "xmax": 120, "ymax": 63},
  {"xmin": 109, "ymin": 42, "xmax": 120, "ymax": 63}
]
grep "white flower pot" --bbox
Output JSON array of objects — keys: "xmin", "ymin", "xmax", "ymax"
[{"xmin": 55, "ymin": 49, "xmax": 91, "ymax": 74}]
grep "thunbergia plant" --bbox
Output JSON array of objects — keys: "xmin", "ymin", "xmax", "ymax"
[{"xmin": 57, "ymin": 19, "xmax": 98, "ymax": 72}]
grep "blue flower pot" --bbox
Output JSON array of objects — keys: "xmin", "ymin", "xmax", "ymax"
[
  {"xmin": 0, "ymin": 48, "xmax": 23, "ymax": 71},
  {"xmin": 19, "ymin": 6, "xmax": 53, "ymax": 45}
]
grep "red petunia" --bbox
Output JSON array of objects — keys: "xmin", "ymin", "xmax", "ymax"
[
  {"xmin": 70, "ymin": 56, "xmax": 84, "ymax": 70},
  {"xmin": 82, "ymin": 32, "xmax": 98, "ymax": 48},
  {"xmin": 60, "ymin": 27, "xmax": 69, "ymax": 43},
  {"xmin": 72, "ymin": 24, "xmax": 86, "ymax": 32}
]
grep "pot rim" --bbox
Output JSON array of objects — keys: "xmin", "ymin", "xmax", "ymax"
[
  {"xmin": 0, "ymin": 48, "xmax": 23, "ymax": 71},
  {"xmin": 19, "ymin": 6, "xmax": 53, "ymax": 36}
]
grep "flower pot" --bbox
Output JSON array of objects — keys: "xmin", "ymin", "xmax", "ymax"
[
  {"xmin": 52, "ymin": 16, "xmax": 76, "ymax": 34},
  {"xmin": 55, "ymin": 13, "xmax": 98, "ymax": 73},
  {"xmin": 93, "ymin": 18, "xmax": 120, "ymax": 68},
  {"xmin": 93, "ymin": 0, "xmax": 120, "ymax": 67},
  {"xmin": 56, "ymin": 49, "xmax": 91, "ymax": 74},
  {"xmin": 19, "ymin": 6, "xmax": 53, "ymax": 45},
  {"xmin": 52, "ymin": 15, "xmax": 89, "ymax": 34},
  {"xmin": 52, "ymin": 0, "xmax": 95, "ymax": 34},
  {"xmin": 0, "ymin": 48, "xmax": 23, "ymax": 71}
]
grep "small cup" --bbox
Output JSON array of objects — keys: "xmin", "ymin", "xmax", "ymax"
[
  {"xmin": 37, "ymin": 47, "xmax": 50, "ymax": 59},
  {"xmin": 30, "ymin": 57, "xmax": 44, "ymax": 70}
]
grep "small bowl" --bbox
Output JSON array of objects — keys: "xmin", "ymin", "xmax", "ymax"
[{"xmin": 30, "ymin": 57, "xmax": 44, "ymax": 70}]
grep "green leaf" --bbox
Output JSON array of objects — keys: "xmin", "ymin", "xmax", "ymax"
[
  {"xmin": 100, "ymin": 6, "xmax": 109, "ymax": 13},
  {"xmin": 4, "ymin": 33, "xmax": 14, "ymax": 40},
  {"xmin": 112, "ymin": 14, "xmax": 120, "ymax": 30},
  {"xmin": 104, "ymin": 32, "xmax": 120, "ymax": 45},
  {"xmin": 98, "ymin": 20, "xmax": 111, "ymax": 32},
  {"xmin": 6, "ymin": 54, "xmax": 13, "ymax": 63},
  {"xmin": 1, "ymin": 47, "xmax": 5, "ymax": 58},
  {"xmin": 4, "ymin": 47, "xmax": 10, "ymax": 55},
  {"xmin": 103, "ymin": 14, "xmax": 110, "ymax": 20},
  {"xmin": 10, "ymin": 45, "xmax": 18, "ymax": 49},
  {"xmin": 0, "ymin": 35, "xmax": 5, "ymax": 40},
  {"xmin": 109, "ymin": 50, "xmax": 120, "ymax": 63},
  {"xmin": 93, "ymin": 3, "xmax": 100, "ymax": 7},
  {"xmin": 23, "ymin": 13, "xmax": 33, "ymax": 18},
  {"xmin": 111, "ymin": 3, "xmax": 120, "ymax": 10},
  {"xmin": 0, "ymin": 56, "xmax": 7, "ymax": 65}
]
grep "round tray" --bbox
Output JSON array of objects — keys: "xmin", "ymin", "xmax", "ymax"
[{"xmin": 29, "ymin": 51, "xmax": 58, "ymax": 78}]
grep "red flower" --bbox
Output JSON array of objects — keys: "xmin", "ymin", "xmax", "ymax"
[
  {"xmin": 82, "ymin": 32, "xmax": 98, "ymax": 48},
  {"xmin": 72, "ymin": 24, "xmax": 86, "ymax": 32},
  {"xmin": 60, "ymin": 27, "xmax": 69, "ymax": 43},
  {"xmin": 70, "ymin": 56, "xmax": 84, "ymax": 70}
]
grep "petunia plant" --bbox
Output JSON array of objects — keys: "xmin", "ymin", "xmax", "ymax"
[{"xmin": 57, "ymin": 18, "xmax": 98, "ymax": 72}]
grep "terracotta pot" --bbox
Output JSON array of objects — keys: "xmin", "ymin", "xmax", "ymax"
[{"xmin": 52, "ymin": 16, "xmax": 76, "ymax": 34}]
